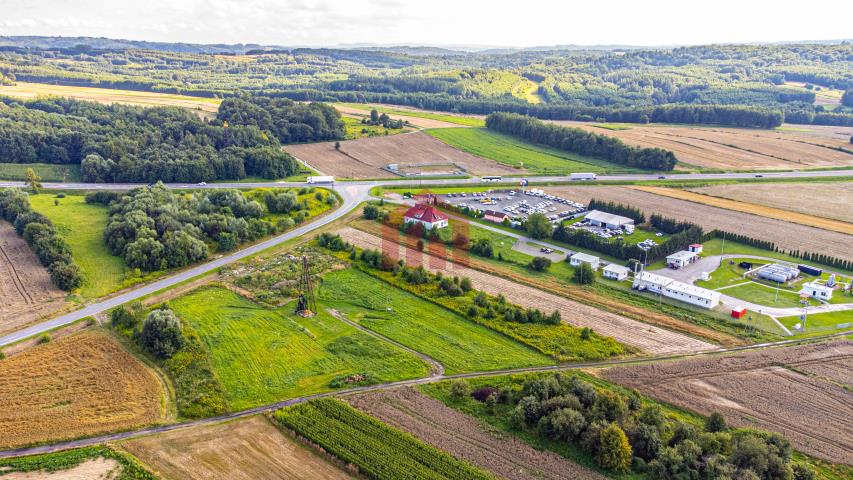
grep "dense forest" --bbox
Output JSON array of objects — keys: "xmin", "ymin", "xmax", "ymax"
[
  {"xmin": 486, "ymin": 113, "xmax": 678, "ymax": 170},
  {"xmin": 0, "ymin": 96, "xmax": 343, "ymax": 182},
  {"xmin": 1, "ymin": 40, "xmax": 851, "ymax": 127}
]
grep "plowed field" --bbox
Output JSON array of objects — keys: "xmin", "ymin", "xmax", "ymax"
[
  {"xmin": 0, "ymin": 222, "xmax": 66, "ymax": 335},
  {"xmin": 549, "ymin": 121, "xmax": 853, "ymax": 170},
  {"xmin": 285, "ymin": 131, "xmax": 521, "ymax": 179},
  {"xmin": 338, "ymin": 227, "xmax": 715, "ymax": 355},
  {"xmin": 123, "ymin": 415, "xmax": 354, "ymax": 480},
  {"xmin": 602, "ymin": 340, "xmax": 853, "ymax": 464},
  {"xmin": 545, "ymin": 186, "xmax": 853, "ymax": 262},
  {"xmin": 0, "ymin": 330, "xmax": 166, "ymax": 449},
  {"xmin": 349, "ymin": 387, "xmax": 605, "ymax": 480}
]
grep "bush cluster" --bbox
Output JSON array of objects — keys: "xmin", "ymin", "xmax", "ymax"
[{"xmin": 0, "ymin": 189, "xmax": 82, "ymax": 290}]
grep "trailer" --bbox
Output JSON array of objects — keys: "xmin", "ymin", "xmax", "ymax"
[
  {"xmin": 798, "ymin": 264, "xmax": 822, "ymax": 277},
  {"xmin": 306, "ymin": 176, "xmax": 335, "ymax": 184},
  {"xmin": 570, "ymin": 173, "xmax": 597, "ymax": 181}
]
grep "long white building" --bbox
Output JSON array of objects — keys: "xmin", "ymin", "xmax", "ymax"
[{"xmin": 633, "ymin": 271, "xmax": 721, "ymax": 309}]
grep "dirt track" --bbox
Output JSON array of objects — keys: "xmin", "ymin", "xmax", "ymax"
[
  {"xmin": 338, "ymin": 227, "xmax": 716, "ymax": 355},
  {"xmin": 545, "ymin": 186, "xmax": 853, "ymax": 262},
  {"xmin": 548, "ymin": 122, "xmax": 853, "ymax": 171},
  {"xmin": 349, "ymin": 387, "xmax": 605, "ymax": 480},
  {"xmin": 285, "ymin": 132, "xmax": 521, "ymax": 179},
  {"xmin": 602, "ymin": 340, "xmax": 853, "ymax": 464},
  {"xmin": 0, "ymin": 222, "xmax": 66, "ymax": 336}
]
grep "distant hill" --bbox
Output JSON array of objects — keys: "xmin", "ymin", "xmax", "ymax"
[{"xmin": 0, "ymin": 36, "xmax": 266, "ymax": 54}]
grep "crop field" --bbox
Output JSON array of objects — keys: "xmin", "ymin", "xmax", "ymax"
[
  {"xmin": 0, "ymin": 330, "xmax": 166, "ymax": 449},
  {"xmin": 273, "ymin": 398, "xmax": 494, "ymax": 480},
  {"xmin": 548, "ymin": 121, "xmax": 853, "ymax": 170},
  {"xmin": 122, "ymin": 415, "xmax": 354, "ymax": 480},
  {"xmin": 0, "ymin": 222, "xmax": 66, "ymax": 335},
  {"xmin": 631, "ymin": 186, "xmax": 853, "ymax": 235},
  {"xmin": 689, "ymin": 182, "xmax": 853, "ymax": 224},
  {"xmin": 348, "ymin": 387, "xmax": 605, "ymax": 480},
  {"xmin": 334, "ymin": 103, "xmax": 485, "ymax": 127},
  {"xmin": 0, "ymin": 81, "xmax": 221, "ymax": 115},
  {"xmin": 284, "ymin": 131, "xmax": 519, "ymax": 179},
  {"xmin": 28, "ymin": 193, "xmax": 128, "ymax": 298},
  {"xmin": 338, "ymin": 226, "xmax": 716, "ymax": 355},
  {"xmin": 544, "ymin": 186, "xmax": 853, "ymax": 262},
  {"xmin": 0, "ymin": 446, "xmax": 156, "ymax": 480},
  {"xmin": 426, "ymin": 127, "xmax": 628, "ymax": 174},
  {"xmin": 168, "ymin": 286, "xmax": 429, "ymax": 410},
  {"xmin": 317, "ymin": 268, "xmax": 553, "ymax": 373},
  {"xmin": 783, "ymin": 81, "xmax": 845, "ymax": 106},
  {"xmin": 602, "ymin": 340, "xmax": 853, "ymax": 464},
  {"xmin": 0, "ymin": 163, "xmax": 81, "ymax": 182}
]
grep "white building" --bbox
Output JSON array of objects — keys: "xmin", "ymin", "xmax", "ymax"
[
  {"xmin": 584, "ymin": 210, "xmax": 634, "ymax": 230},
  {"xmin": 603, "ymin": 264, "xmax": 630, "ymax": 281},
  {"xmin": 403, "ymin": 204, "xmax": 449, "ymax": 230},
  {"xmin": 666, "ymin": 250, "xmax": 699, "ymax": 269},
  {"xmin": 569, "ymin": 252, "xmax": 600, "ymax": 270},
  {"xmin": 633, "ymin": 271, "xmax": 721, "ymax": 309},
  {"xmin": 800, "ymin": 281, "xmax": 833, "ymax": 301}
]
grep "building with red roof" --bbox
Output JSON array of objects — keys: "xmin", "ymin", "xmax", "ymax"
[{"xmin": 403, "ymin": 204, "xmax": 449, "ymax": 230}]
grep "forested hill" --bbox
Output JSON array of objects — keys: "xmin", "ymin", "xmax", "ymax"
[
  {"xmin": 0, "ymin": 96, "xmax": 344, "ymax": 183},
  {"xmin": 0, "ymin": 40, "xmax": 851, "ymax": 127}
]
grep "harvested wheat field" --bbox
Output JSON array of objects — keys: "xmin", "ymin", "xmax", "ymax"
[
  {"xmin": 285, "ymin": 131, "xmax": 521, "ymax": 179},
  {"xmin": 0, "ymin": 222, "xmax": 66, "ymax": 336},
  {"xmin": 338, "ymin": 226, "xmax": 715, "ymax": 355},
  {"xmin": 0, "ymin": 330, "xmax": 166, "ymax": 449},
  {"xmin": 631, "ymin": 186, "xmax": 853, "ymax": 235},
  {"xmin": 333, "ymin": 104, "xmax": 464, "ymax": 129},
  {"xmin": 4, "ymin": 458, "xmax": 122, "ymax": 480},
  {"xmin": 602, "ymin": 340, "xmax": 853, "ymax": 464},
  {"xmin": 549, "ymin": 121, "xmax": 853, "ymax": 170},
  {"xmin": 545, "ymin": 186, "xmax": 853, "ymax": 262},
  {"xmin": 122, "ymin": 415, "xmax": 354, "ymax": 480},
  {"xmin": 349, "ymin": 387, "xmax": 605, "ymax": 480},
  {"xmin": 690, "ymin": 182, "xmax": 853, "ymax": 224},
  {"xmin": 0, "ymin": 82, "xmax": 220, "ymax": 116}
]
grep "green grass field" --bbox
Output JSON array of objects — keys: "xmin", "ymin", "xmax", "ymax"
[
  {"xmin": 169, "ymin": 286, "xmax": 430, "ymax": 410},
  {"xmin": 696, "ymin": 258, "xmax": 768, "ymax": 290},
  {"xmin": 337, "ymin": 103, "xmax": 485, "ymax": 127},
  {"xmin": 29, "ymin": 193, "xmax": 128, "ymax": 298},
  {"xmin": 427, "ymin": 127, "xmax": 629, "ymax": 175},
  {"xmin": 778, "ymin": 309, "xmax": 853, "ymax": 330},
  {"xmin": 342, "ymin": 116, "xmax": 411, "ymax": 139},
  {"xmin": 719, "ymin": 282, "xmax": 810, "ymax": 309},
  {"xmin": 0, "ymin": 163, "xmax": 81, "ymax": 182},
  {"xmin": 317, "ymin": 269, "xmax": 553, "ymax": 373}
]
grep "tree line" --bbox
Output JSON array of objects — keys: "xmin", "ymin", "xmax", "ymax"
[
  {"xmin": 0, "ymin": 189, "xmax": 82, "ymax": 290},
  {"xmin": 486, "ymin": 112, "xmax": 678, "ymax": 171}
]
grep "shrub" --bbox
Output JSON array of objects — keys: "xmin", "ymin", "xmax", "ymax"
[
  {"xmin": 452, "ymin": 232, "xmax": 470, "ymax": 248},
  {"xmin": 459, "ymin": 277, "xmax": 473, "ymax": 292},
  {"xmin": 597, "ymin": 423, "xmax": 632, "ymax": 471},
  {"xmin": 137, "ymin": 309, "xmax": 184, "ymax": 359},
  {"xmin": 450, "ymin": 380, "xmax": 470, "ymax": 400},
  {"xmin": 573, "ymin": 262, "xmax": 595, "ymax": 285},
  {"xmin": 470, "ymin": 238, "xmax": 493, "ymax": 257},
  {"xmin": 471, "ymin": 387, "xmax": 498, "ymax": 402},
  {"xmin": 363, "ymin": 204, "xmax": 380, "ymax": 220},
  {"xmin": 705, "ymin": 412, "xmax": 728, "ymax": 432},
  {"xmin": 37, "ymin": 334, "xmax": 51, "ymax": 344},
  {"xmin": 49, "ymin": 261, "xmax": 82, "ymax": 291},
  {"xmin": 528, "ymin": 256, "xmax": 552, "ymax": 271},
  {"xmin": 110, "ymin": 306, "xmax": 137, "ymax": 329}
]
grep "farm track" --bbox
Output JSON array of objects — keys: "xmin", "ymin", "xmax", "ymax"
[
  {"xmin": 1, "ymin": 330, "xmax": 850, "ymax": 460},
  {"xmin": 0, "ymin": 244, "xmax": 33, "ymax": 304}
]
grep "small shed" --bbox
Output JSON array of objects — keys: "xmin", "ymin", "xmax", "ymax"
[
  {"xmin": 603, "ymin": 264, "xmax": 630, "ymax": 281},
  {"xmin": 569, "ymin": 252, "xmax": 601, "ymax": 270},
  {"xmin": 688, "ymin": 243, "xmax": 703, "ymax": 254},
  {"xmin": 731, "ymin": 306, "xmax": 747, "ymax": 319}
]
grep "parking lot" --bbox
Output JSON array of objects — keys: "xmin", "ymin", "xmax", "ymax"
[{"xmin": 440, "ymin": 188, "xmax": 587, "ymax": 224}]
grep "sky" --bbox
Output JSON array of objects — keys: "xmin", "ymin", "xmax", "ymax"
[{"xmin": 1, "ymin": 0, "xmax": 851, "ymax": 48}]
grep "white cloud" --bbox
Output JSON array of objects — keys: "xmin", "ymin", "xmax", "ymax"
[{"xmin": 0, "ymin": 0, "xmax": 850, "ymax": 47}]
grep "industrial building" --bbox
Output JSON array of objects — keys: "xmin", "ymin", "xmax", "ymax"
[
  {"xmin": 603, "ymin": 264, "xmax": 630, "ymax": 281},
  {"xmin": 756, "ymin": 264, "xmax": 799, "ymax": 283},
  {"xmin": 800, "ymin": 281, "xmax": 833, "ymax": 301},
  {"xmin": 569, "ymin": 252, "xmax": 600, "ymax": 270},
  {"xmin": 632, "ymin": 271, "xmax": 721, "ymax": 309},
  {"xmin": 584, "ymin": 210, "xmax": 635, "ymax": 230},
  {"xmin": 403, "ymin": 204, "xmax": 449, "ymax": 230},
  {"xmin": 666, "ymin": 250, "xmax": 699, "ymax": 269}
]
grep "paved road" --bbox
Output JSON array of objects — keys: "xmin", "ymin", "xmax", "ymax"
[
  {"xmin": 0, "ymin": 183, "xmax": 371, "ymax": 347},
  {"xmin": 0, "ymin": 328, "xmax": 849, "ymax": 460}
]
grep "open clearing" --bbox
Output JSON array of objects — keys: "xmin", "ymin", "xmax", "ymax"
[
  {"xmin": 631, "ymin": 186, "xmax": 853, "ymax": 234},
  {"xmin": 689, "ymin": 182, "xmax": 853, "ymax": 224},
  {"xmin": 0, "ymin": 330, "xmax": 166, "ymax": 449},
  {"xmin": 285, "ymin": 131, "xmax": 520, "ymax": 179},
  {"xmin": 544, "ymin": 185, "xmax": 853, "ymax": 262},
  {"xmin": 0, "ymin": 81, "xmax": 220, "ymax": 116},
  {"xmin": 333, "ymin": 103, "xmax": 466, "ymax": 129},
  {"xmin": 0, "ymin": 163, "xmax": 80, "ymax": 182},
  {"xmin": 122, "ymin": 415, "xmax": 354, "ymax": 480},
  {"xmin": 0, "ymin": 222, "xmax": 66, "ymax": 336},
  {"xmin": 349, "ymin": 387, "xmax": 605, "ymax": 480},
  {"xmin": 334, "ymin": 103, "xmax": 485, "ymax": 127},
  {"xmin": 337, "ymin": 226, "xmax": 715, "ymax": 355},
  {"xmin": 602, "ymin": 340, "xmax": 853, "ymax": 464},
  {"xmin": 169, "ymin": 286, "xmax": 429, "ymax": 410},
  {"xmin": 548, "ymin": 121, "xmax": 853, "ymax": 170}
]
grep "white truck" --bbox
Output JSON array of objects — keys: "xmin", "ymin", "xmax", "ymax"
[
  {"xmin": 570, "ymin": 173, "xmax": 597, "ymax": 181},
  {"xmin": 306, "ymin": 176, "xmax": 335, "ymax": 184}
]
